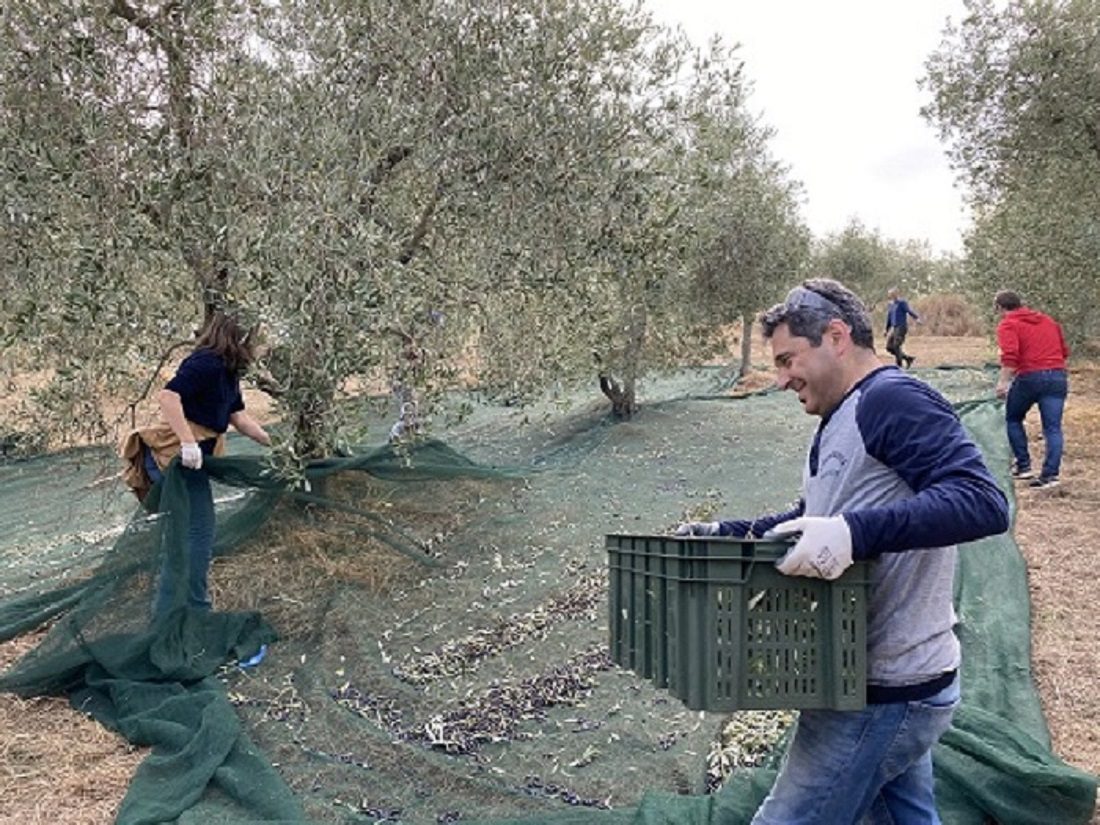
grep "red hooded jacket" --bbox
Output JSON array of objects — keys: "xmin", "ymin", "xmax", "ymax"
[{"xmin": 997, "ymin": 308, "xmax": 1069, "ymax": 375}]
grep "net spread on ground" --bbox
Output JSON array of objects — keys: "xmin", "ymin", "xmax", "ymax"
[{"xmin": 0, "ymin": 365, "xmax": 1095, "ymax": 824}]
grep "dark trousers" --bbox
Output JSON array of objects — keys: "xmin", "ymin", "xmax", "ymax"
[
  {"xmin": 885, "ymin": 326, "xmax": 910, "ymax": 366},
  {"xmin": 1005, "ymin": 369, "xmax": 1068, "ymax": 479}
]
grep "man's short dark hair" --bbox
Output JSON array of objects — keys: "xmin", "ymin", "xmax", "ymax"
[
  {"xmin": 994, "ymin": 290, "xmax": 1022, "ymax": 311},
  {"xmin": 760, "ymin": 278, "xmax": 875, "ymax": 349}
]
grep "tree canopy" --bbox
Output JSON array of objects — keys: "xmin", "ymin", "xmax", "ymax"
[
  {"xmin": 1, "ymin": 0, "xmax": 813, "ymax": 454},
  {"xmin": 810, "ymin": 220, "xmax": 963, "ymax": 313},
  {"xmin": 923, "ymin": 0, "xmax": 1100, "ymax": 343}
]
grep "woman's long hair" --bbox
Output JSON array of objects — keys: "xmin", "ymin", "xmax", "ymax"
[{"xmin": 194, "ymin": 311, "xmax": 258, "ymax": 375}]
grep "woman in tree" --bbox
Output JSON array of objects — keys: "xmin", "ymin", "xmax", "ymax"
[{"xmin": 141, "ymin": 311, "xmax": 271, "ymax": 615}]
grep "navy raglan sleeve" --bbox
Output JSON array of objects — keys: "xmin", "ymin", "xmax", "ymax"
[{"xmin": 844, "ymin": 378, "xmax": 1009, "ymax": 559}]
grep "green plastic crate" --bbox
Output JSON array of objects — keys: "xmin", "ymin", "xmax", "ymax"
[{"xmin": 607, "ymin": 533, "xmax": 869, "ymax": 711}]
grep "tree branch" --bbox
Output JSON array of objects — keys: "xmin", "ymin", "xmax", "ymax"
[
  {"xmin": 368, "ymin": 146, "xmax": 413, "ymax": 188},
  {"xmin": 110, "ymin": 0, "xmax": 194, "ymax": 151},
  {"xmin": 397, "ymin": 183, "xmax": 443, "ymax": 265},
  {"xmin": 253, "ymin": 372, "xmax": 285, "ymax": 399},
  {"xmin": 115, "ymin": 338, "xmax": 192, "ymax": 429},
  {"xmin": 358, "ymin": 145, "xmax": 414, "ymax": 217},
  {"xmin": 108, "ymin": 0, "xmax": 179, "ymax": 62}
]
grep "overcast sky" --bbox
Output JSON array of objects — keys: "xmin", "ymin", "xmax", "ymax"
[{"xmin": 643, "ymin": 0, "xmax": 970, "ymax": 254}]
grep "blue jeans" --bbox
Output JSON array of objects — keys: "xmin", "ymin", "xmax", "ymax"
[
  {"xmin": 1005, "ymin": 369, "xmax": 1068, "ymax": 479},
  {"xmin": 751, "ymin": 675, "xmax": 960, "ymax": 825},
  {"xmin": 145, "ymin": 446, "xmax": 216, "ymax": 614}
]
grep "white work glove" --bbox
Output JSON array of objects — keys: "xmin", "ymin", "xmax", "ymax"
[
  {"xmin": 767, "ymin": 515, "xmax": 853, "ymax": 580},
  {"xmin": 180, "ymin": 441, "xmax": 203, "ymax": 470},
  {"xmin": 674, "ymin": 521, "xmax": 722, "ymax": 537}
]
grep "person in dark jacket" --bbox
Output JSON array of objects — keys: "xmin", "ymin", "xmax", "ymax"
[
  {"xmin": 677, "ymin": 278, "xmax": 1009, "ymax": 824},
  {"xmin": 994, "ymin": 290, "xmax": 1070, "ymax": 488},
  {"xmin": 884, "ymin": 287, "xmax": 921, "ymax": 368},
  {"xmin": 148, "ymin": 310, "xmax": 272, "ymax": 615}
]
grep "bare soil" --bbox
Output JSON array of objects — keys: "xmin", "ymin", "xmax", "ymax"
[{"xmin": 1, "ymin": 334, "xmax": 1097, "ymax": 823}]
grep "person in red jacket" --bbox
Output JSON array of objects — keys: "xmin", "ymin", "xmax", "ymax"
[{"xmin": 994, "ymin": 290, "xmax": 1070, "ymax": 488}]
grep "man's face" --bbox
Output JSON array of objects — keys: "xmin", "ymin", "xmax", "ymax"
[{"xmin": 770, "ymin": 322, "xmax": 846, "ymax": 417}]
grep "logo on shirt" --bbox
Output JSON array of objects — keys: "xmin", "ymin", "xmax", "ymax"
[{"xmin": 818, "ymin": 450, "xmax": 849, "ymax": 480}]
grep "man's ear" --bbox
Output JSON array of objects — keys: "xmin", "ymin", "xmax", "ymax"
[{"xmin": 826, "ymin": 318, "xmax": 852, "ymax": 351}]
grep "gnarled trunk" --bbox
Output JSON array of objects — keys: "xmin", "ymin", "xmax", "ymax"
[
  {"xmin": 598, "ymin": 302, "xmax": 645, "ymax": 419},
  {"xmin": 599, "ymin": 373, "xmax": 636, "ymax": 419}
]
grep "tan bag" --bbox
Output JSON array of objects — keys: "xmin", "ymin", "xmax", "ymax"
[{"xmin": 118, "ymin": 420, "xmax": 225, "ymax": 502}]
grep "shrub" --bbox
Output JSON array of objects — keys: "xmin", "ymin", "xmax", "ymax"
[{"xmin": 910, "ymin": 293, "xmax": 986, "ymax": 337}]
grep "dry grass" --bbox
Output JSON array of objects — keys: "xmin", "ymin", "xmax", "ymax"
[
  {"xmin": 889, "ymin": 333, "xmax": 998, "ymax": 368},
  {"xmin": 1, "ymin": 336, "xmax": 1097, "ymax": 823},
  {"xmin": 0, "ymin": 633, "xmax": 146, "ymax": 825},
  {"xmin": 211, "ymin": 475, "xmax": 458, "ymax": 639},
  {"xmin": 910, "ymin": 293, "xmax": 988, "ymax": 337}
]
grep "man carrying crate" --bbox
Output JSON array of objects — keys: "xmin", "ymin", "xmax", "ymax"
[{"xmin": 677, "ymin": 278, "xmax": 1009, "ymax": 825}]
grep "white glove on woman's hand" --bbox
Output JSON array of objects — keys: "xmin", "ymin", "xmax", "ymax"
[
  {"xmin": 180, "ymin": 441, "xmax": 203, "ymax": 470},
  {"xmin": 768, "ymin": 515, "xmax": 853, "ymax": 579},
  {"xmin": 674, "ymin": 521, "xmax": 722, "ymax": 537}
]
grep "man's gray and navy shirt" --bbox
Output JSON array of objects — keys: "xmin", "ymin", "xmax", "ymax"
[{"xmin": 720, "ymin": 366, "xmax": 1009, "ymax": 694}]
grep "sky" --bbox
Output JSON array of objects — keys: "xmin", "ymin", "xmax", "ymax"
[{"xmin": 643, "ymin": 0, "xmax": 970, "ymax": 254}]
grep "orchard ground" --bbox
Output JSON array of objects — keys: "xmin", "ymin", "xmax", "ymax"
[{"xmin": 1, "ymin": 333, "xmax": 1097, "ymax": 824}]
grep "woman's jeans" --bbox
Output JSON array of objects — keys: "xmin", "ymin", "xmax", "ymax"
[
  {"xmin": 751, "ymin": 675, "xmax": 961, "ymax": 825},
  {"xmin": 144, "ymin": 446, "xmax": 216, "ymax": 614},
  {"xmin": 1005, "ymin": 369, "xmax": 1069, "ymax": 479}
]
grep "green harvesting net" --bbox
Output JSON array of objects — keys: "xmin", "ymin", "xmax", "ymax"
[{"xmin": 0, "ymin": 365, "xmax": 1095, "ymax": 824}]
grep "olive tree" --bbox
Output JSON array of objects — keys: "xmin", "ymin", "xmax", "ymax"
[
  {"xmin": 682, "ymin": 64, "xmax": 811, "ymax": 377},
  {"xmin": 0, "ymin": 1, "xmax": 218, "ymax": 443},
  {"xmin": 513, "ymin": 41, "xmax": 809, "ymax": 414},
  {"xmin": 922, "ymin": 0, "xmax": 1100, "ymax": 343},
  {"xmin": 1, "ymin": 0, "xmax": 804, "ymax": 449},
  {"xmin": 238, "ymin": 1, "xmax": 746, "ymax": 428},
  {"xmin": 811, "ymin": 221, "xmax": 901, "ymax": 310},
  {"xmin": 0, "ymin": 1, "xmax": 682, "ymax": 446}
]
